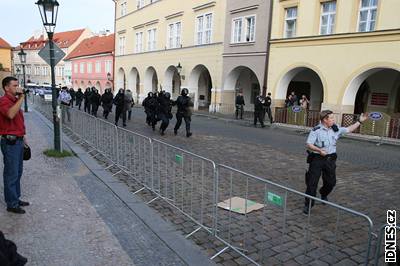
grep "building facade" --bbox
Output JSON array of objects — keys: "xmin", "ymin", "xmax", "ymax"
[
  {"xmin": 65, "ymin": 34, "xmax": 114, "ymax": 94},
  {"xmin": 13, "ymin": 29, "xmax": 92, "ymax": 86},
  {"xmin": 267, "ymin": 0, "xmax": 400, "ymax": 117},
  {"xmin": 220, "ymin": 0, "xmax": 272, "ymax": 112},
  {"xmin": 0, "ymin": 37, "xmax": 12, "ymax": 72},
  {"xmin": 114, "ymin": 0, "xmax": 226, "ymax": 108}
]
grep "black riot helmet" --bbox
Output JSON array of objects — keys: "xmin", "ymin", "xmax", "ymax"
[
  {"xmin": 148, "ymin": 92, "xmax": 153, "ymax": 97},
  {"xmin": 181, "ymin": 88, "xmax": 189, "ymax": 96},
  {"xmin": 164, "ymin": 92, "xmax": 171, "ymax": 99}
]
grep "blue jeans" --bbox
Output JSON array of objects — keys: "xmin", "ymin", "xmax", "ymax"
[{"xmin": 1, "ymin": 138, "xmax": 24, "ymax": 208}]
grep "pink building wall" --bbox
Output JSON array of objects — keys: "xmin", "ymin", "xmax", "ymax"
[{"xmin": 70, "ymin": 54, "xmax": 113, "ymax": 94}]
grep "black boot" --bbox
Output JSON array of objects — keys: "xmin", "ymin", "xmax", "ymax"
[{"xmin": 186, "ymin": 132, "xmax": 192, "ymax": 138}]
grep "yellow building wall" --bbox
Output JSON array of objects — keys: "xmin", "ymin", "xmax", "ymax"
[
  {"xmin": 271, "ymin": 0, "xmax": 400, "ymax": 39},
  {"xmin": 0, "ymin": 48, "xmax": 12, "ymax": 71},
  {"xmin": 114, "ymin": 0, "xmax": 226, "ymax": 108},
  {"xmin": 268, "ymin": 0, "xmax": 400, "ymax": 115}
]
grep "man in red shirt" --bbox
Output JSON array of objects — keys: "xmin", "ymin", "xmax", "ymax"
[{"xmin": 0, "ymin": 77, "xmax": 30, "ymax": 214}]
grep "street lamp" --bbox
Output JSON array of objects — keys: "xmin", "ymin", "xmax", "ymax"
[
  {"xmin": 18, "ymin": 47, "xmax": 28, "ymax": 112},
  {"xmin": 36, "ymin": 0, "xmax": 61, "ymax": 151}
]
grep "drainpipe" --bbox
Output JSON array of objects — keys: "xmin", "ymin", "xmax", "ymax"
[{"xmin": 262, "ymin": 0, "xmax": 274, "ymax": 96}]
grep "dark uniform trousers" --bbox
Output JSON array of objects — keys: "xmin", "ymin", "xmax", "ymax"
[
  {"xmin": 305, "ymin": 153, "xmax": 337, "ymax": 206},
  {"xmin": 158, "ymin": 113, "xmax": 170, "ymax": 131},
  {"xmin": 235, "ymin": 104, "xmax": 244, "ymax": 119},
  {"xmin": 115, "ymin": 107, "xmax": 126, "ymax": 125},
  {"xmin": 254, "ymin": 111, "xmax": 265, "ymax": 126},
  {"xmin": 174, "ymin": 112, "xmax": 191, "ymax": 133}
]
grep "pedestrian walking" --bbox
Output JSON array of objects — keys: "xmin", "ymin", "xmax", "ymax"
[
  {"xmin": 303, "ymin": 110, "xmax": 369, "ymax": 214},
  {"xmin": 113, "ymin": 89, "xmax": 126, "ymax": 127},
  {"xmin": 0, "ymin": 76, "xmax": 30, "ymax": 214},
  {"xmin": 75, "ymin": 88, "xmax": 84, "ymax": 110},
  {"xmin": 265, "ymin": 92, "xmax": 273, "ymax": 124},
  {"xmin": 124, "ymin": 89, "xmax": 134, "ymax": 121},
  {"xmin": 173, "ymin": 88, "xmax": 193, "ymax": 137},
  {"xmin": 235, "ymin": 91, "xmax": 245, "ymax": 119},
  {"xmin": 100, "ymin": 88, "xmax": 113, "ymax": 119},
  {"xmin": 58, "ymin": 86, "xmax": 72, "ymax": 122},
  {"xmin": 90, "ymin": 89, "xmax": 101, "ymax": 117},
  {"xmin": 254, "ymin": 95, "xmax": 266, "ymax": 128}
]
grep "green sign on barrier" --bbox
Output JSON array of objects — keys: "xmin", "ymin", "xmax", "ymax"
[
  {"xmin": 266, "ymin": 192, "xmax": 283, "ymax": 207},
  {"xmin": 175, "ymin": 154, "xmax": 183, "ymax": 163}
]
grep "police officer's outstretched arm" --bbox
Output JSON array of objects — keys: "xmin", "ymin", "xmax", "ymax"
[{"xmin": 347, "ymin": 113, "xmax": 369, "ymax": 133}]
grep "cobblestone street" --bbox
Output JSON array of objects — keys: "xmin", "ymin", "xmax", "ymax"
[{"xmin": 40, "ymin": 104, "xmax": 400, "ymax": 265}]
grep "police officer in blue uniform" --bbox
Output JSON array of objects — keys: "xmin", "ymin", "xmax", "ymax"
[{"xmin": 303, "ymin": 110, "xmax": 368, "ymax": 214}]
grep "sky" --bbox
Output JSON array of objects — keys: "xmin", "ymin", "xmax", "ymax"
[{"xmin": 0, "ymin": 0, "xmax": 115, "ymax": 46}]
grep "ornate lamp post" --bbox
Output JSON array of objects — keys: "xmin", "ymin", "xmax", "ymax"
[
  {"xmin": 36, "ymin": 0, "xmax": 61, "ymax": 151},
  {"xmin": 18, "ymin": 48, "xmax": 28, "ymax": 112}
]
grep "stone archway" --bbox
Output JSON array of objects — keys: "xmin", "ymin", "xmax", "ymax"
[
  {"xmin": 144, "ymin": 67, "xmax": 158, "ymax": 93},
  {"xmin": 189, "ymin": 65, "xmax": 213, "ymax": 110},
  {"xmin": 88, "ymin": 81, "xmax": 92, "ymax": 88},
  {"xmin": 80, "ymin": 80, "xmax": 85, "ymax": 88},
  {"xmin": 276, "ymin": 67, "xmax": 324, "ymax": 110},
  {"xmin": 164, "ymin": 65, "xmax": 181, "ymax": 99},
  {"xmin": 116, "ymin": 67, "xmax": 126, "ymax": 91},
  {"xmin": 343, "ymin": 68, "xmax": 400, "ymax": 115},
  {"xmin": 128, "ymin": 67, "xmax": 140, "ymax": 102},
  {"xmin": 224, "ymin": 66, "xmax": 261, "ymax": 111}
]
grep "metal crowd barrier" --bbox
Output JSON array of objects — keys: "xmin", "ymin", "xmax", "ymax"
[
  {"xmin": 214, "ymin": 164, "xmax": 374, "ymax": 265},
  {"xmin": 373, "ymin": 223, "xmax": 399, "ymax": 266},
  {"xmin": 31, "ymin": 97, "xmax": 385, "ymax": 265},
  {"xmin": 150, "ymin": 139, "xmax": 217, "ymax": 237}
]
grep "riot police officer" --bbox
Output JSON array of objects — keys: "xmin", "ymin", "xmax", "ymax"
[
  {"xmin": 174, "ymin": 88, "xmax": 193, "ymax": 137},
  {"xmin": 142, "ymin": 92, "xmax": 154, "ymax": 126},
  {"xmin": 254, "ymin": 95, "xmax": 266, "ymax": 128},
  {"xmin": 157, "ymin": 92, "xmax": 173, "ymax": 135},
  {"xmin": 303, "ymin": 110, "xmax": 368, "ymax": 214}
]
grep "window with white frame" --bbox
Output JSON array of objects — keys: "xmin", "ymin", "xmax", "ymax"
[
  {"xmin": 74, "ymin": 63, "xmax": 78, "ymax": 73},
  {"xmin": 168, "ymin": 22, "xmax": 182, "ymax": 49},
  {"xmin": 119, "ymin": 36, "xmax": 126, "ymax": 55},
  {"xmin": 232, "ymin": 18, "xmax": 242, "ymax": 43},
  {"xmin": 135, "ymin": 32, "xmax": 144, "ymax": 53},
  {"xmin": 87, "ymin": 62, "xmax": 93, "ymax": 73},
  {"xmin": 284, "ymin": 7, "xmax": 297, "ymax": 38},
  {"xmin": 320, "ymin": 1, "xmax": 336, "ymax": 35},
  {"xmin": 105, "ymin": 60, "xmax": 112, "ymax": 74},
  {"xmin": 120, "ymin": 2, "xmax": 127, "ymax": 16},
  {"xmin": 147, "ymin": 28, "xmax": 157, "ymax": 51},
  {"xmin": 231, "ymin": 15, "xmax": 256, "ymax": 43},
  {"xmin": 196, "ymin": 13, "xmax": 213, "ymax": 45},
  {"xmin": 35, "ymin": 66, "xmax": 40, "ymax": 76},
  {"xmin": 137, "ymin": 0, "xmax": 144, "ymax": 9},
  {"xmin": 358, "ymin": 0, "xmax": 378, "ymax": 32},
  {"xmin": 26, "ymin": 66, "xmax": 31, "ymax": 75},
  {"xmin": 80, "ymin": 62, "xmax": 85, "ymax": 74},
  {"xmin": 245, "ymin": 16, "xmax": 255, "ymax": 42},
  {"xmin": 95, "ymin": 61, "xmax": 101, "ymax": 73}
]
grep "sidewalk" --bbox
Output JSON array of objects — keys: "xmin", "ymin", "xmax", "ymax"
[
  {"xmin": 192, "ymin": 109, "xmax": 400, "ymax": 146},
  {"xmin": 0, "ymin": 111, "xmax": 214, "ymax": 266}
]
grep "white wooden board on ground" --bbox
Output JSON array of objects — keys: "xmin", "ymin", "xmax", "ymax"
[{"xmin": 217, "ymin": 196, "xmax": 264, "ymax": 215}]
